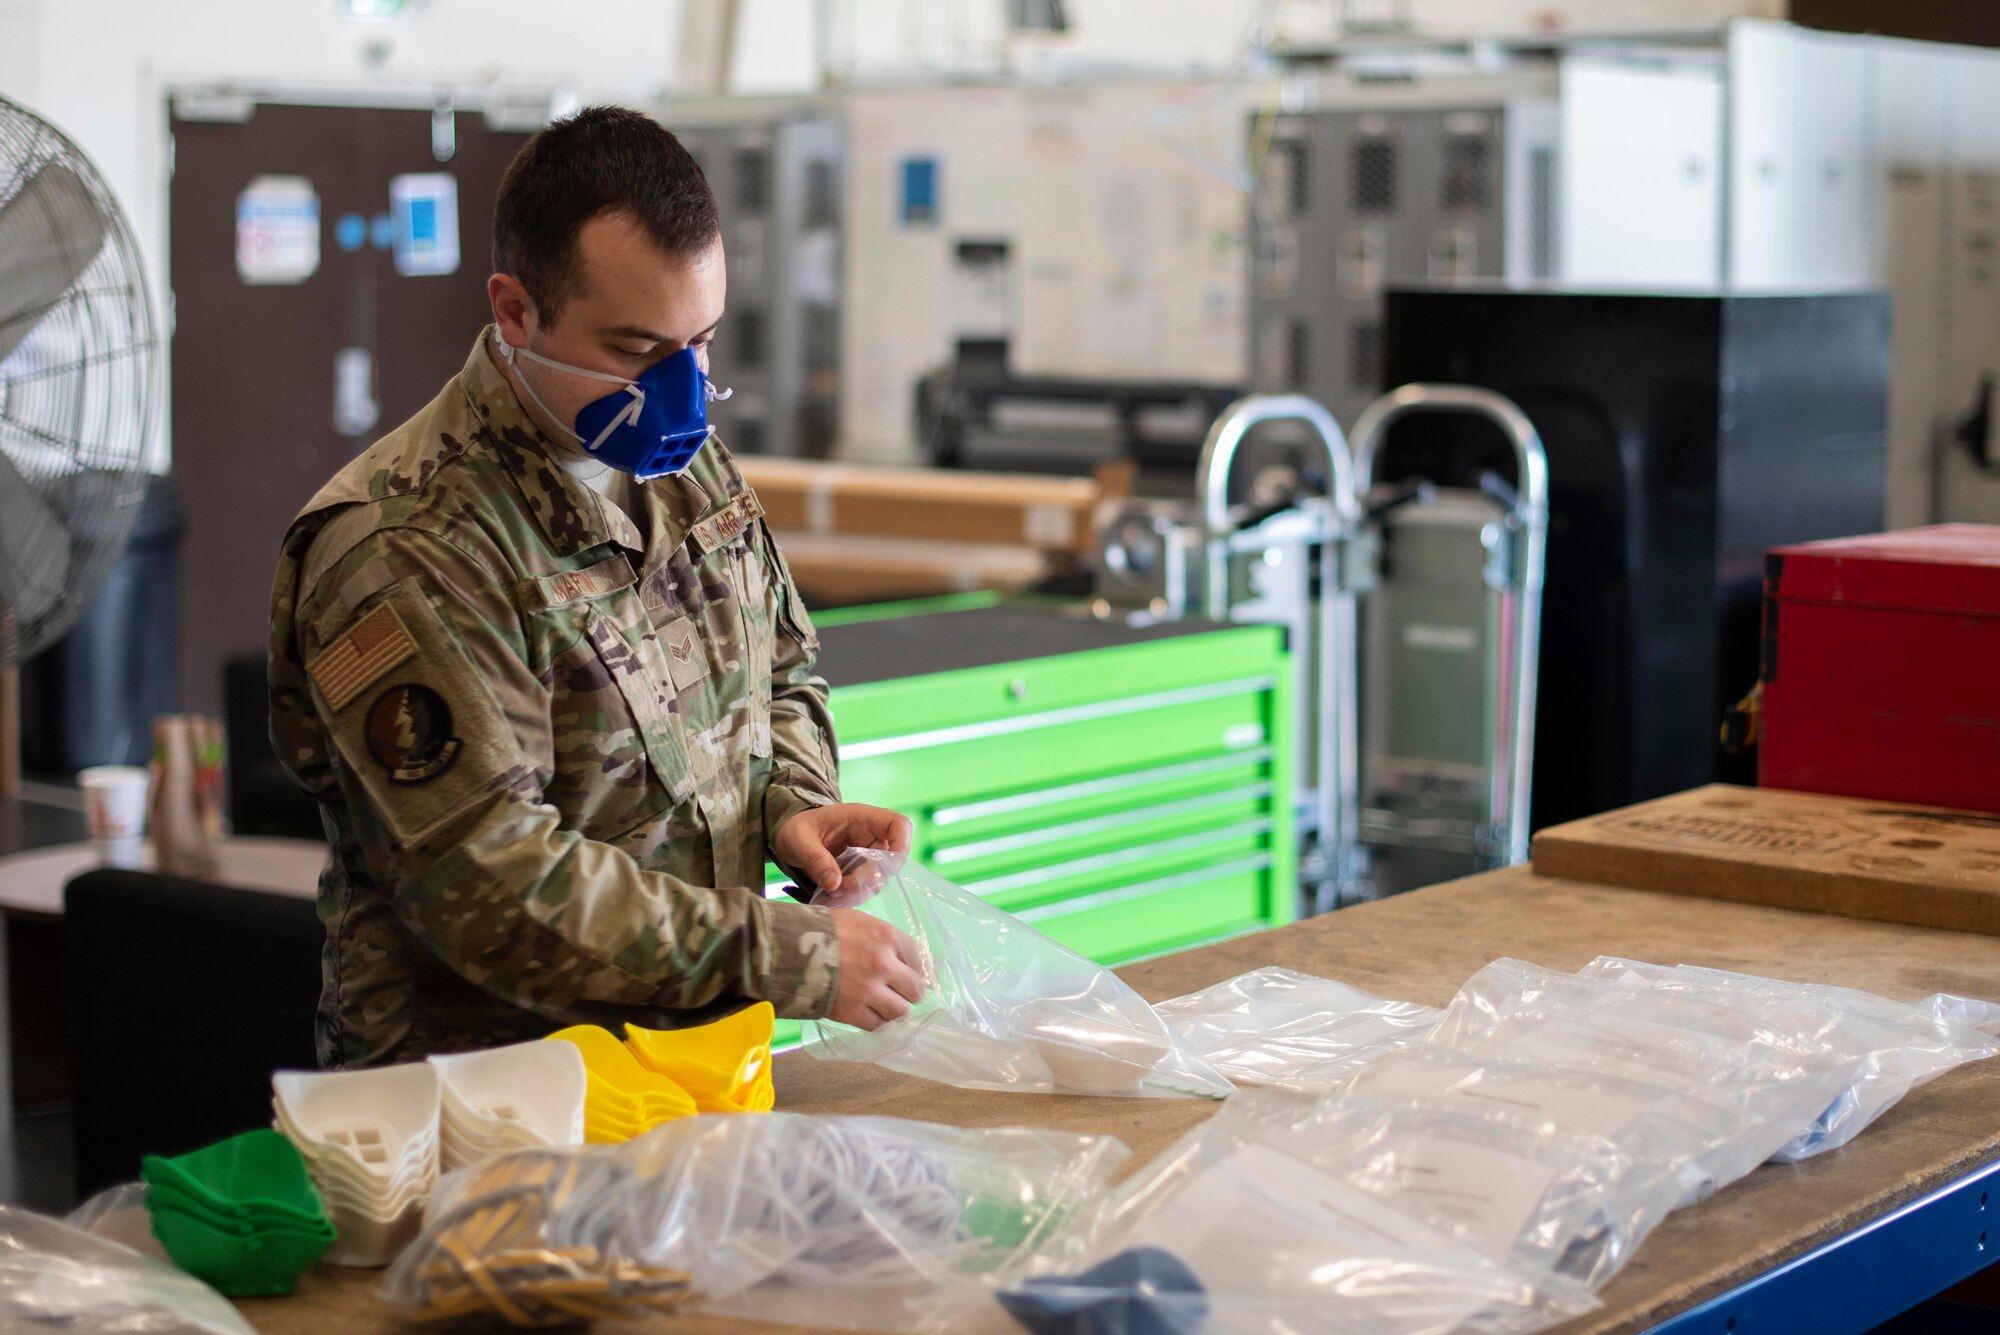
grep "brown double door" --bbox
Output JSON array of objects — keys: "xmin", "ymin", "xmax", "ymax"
[{"xmin": 169, "ymin": 100, "xmax": 530, "ymax": 716}]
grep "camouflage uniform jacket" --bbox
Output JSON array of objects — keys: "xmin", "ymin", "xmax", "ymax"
[{"xmin": 268, "ymin": 330, "xmax": 843, "ymax": 1069}]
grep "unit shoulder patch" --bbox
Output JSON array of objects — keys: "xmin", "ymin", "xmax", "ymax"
[
  {"xmin": 308, "ymin": 603, "xmax": 418, "ymax": 710},
  {"xmin": 363, "ymin": 682, "xmax": 462, "ymax": 784}
]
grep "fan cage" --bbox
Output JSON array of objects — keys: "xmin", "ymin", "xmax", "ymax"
[{"xmin": 0, "ymin": 95, "xmax": 162, "ymax": 667}]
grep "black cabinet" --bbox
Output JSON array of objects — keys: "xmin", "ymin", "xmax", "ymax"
[{"xmin": 1379, "ymin": 288, "xmax": 1889, "ymax": 830}]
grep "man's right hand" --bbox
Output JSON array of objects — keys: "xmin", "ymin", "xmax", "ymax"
[{"xmin": 826, "ymin": 909, "xmax": 926, "ymax": 1030}]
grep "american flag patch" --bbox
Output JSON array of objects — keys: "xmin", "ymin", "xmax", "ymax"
[{"xmin": 309, "ymin": 604, "xmax": 417, "ymax": 711}]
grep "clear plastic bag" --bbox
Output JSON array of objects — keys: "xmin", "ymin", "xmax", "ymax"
[
  {"xmin": 1437, "ymin": 958, "xmax": 1855, "ymax": 1064},
  {"xmin": 1154, "ymin": 966, "xmax": 1442, "ymax": 1091},
  {"xmin": 1431, "ymin": 960, "xmax": 1863, "ymax": 1198},
  {"xmin": 1577, "ymin": 958, "xmax": 2000, "ymax": 1160},
  {"xmin": 1917, "ymin": 991, "xmax": 2000, "ymax": 1036},
  {"xmin": 1032, "ymin": 1092, "xmax": 1599, "ymax": 1335},
  {"xmin": 805, "ymin": 849, "xmax": 1233, "ymax": 1099},
  {"xmin": 0, "ymin": 1204, "xmax": 257, "ymax": 1335},
  {"xmin": 385, "ymin": 1112, "xmax": 1129, "ymax": 1332},
  {"xmin": 1273, "ymin": 1087, "xmax": 1681, "ymax": 1289},
  {"xmin": 1325, "ymin": 1045, "xmax": 1745, "ymax": 1223},
  {"xmin": 66, "ymin": 1182, "xmax": 169, "ymax": 1261}
]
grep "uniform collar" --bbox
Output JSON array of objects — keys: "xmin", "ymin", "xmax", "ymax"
[{"xmin": 458, "ymin": 327, "xmax": 647, "ymax": 559}]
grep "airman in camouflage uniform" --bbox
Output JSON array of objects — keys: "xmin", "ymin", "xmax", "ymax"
[
  {"xmin": 272, "ymin": 106, "xmax": 924, "ymax": 1068},
  {"xmin": 268, "ymin": 331, "xmax": 856, "ymax": 1068}
]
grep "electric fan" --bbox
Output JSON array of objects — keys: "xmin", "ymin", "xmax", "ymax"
[{"xmin": 0, "ymin": 94, "xmax": 161, "ymax": 673}]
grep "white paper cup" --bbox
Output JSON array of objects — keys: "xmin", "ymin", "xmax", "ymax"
[{"xmin": 79, "ymin": 765, "xmax": 149, "ymax": 868}]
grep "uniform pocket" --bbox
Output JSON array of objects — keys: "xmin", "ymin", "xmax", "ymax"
[
  {"xmin": 582, "ymin": 598, "xmax": 698, "ymax": 805},
  {"xmin": 730, "ymin": 544, "xmax": 776, "ymax": 760},
  {"xmin": 757, "ymin": 523, "xmax": 820, "ymax": 655},
  {"xmin": 524, "ymin": 554, "xmax": 698, "ymax": 814}
]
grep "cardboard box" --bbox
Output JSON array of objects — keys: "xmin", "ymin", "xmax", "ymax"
[
  {"xmin": 768, "ymin": 532, "xmax": 1050, "ymax": 608},
  {"xmin": 740, "ymin": 458, "xmax": 1102, "ymax": 556},
  {"xmin": 1531, "ymin": 783, "xmax": 2000, "ymax": 936}
]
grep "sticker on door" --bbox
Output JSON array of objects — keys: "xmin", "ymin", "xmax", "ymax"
[
  {"xmin": 236, "ymin": 175, "xmax": 320, "ymax": 285},
  {"xmin": 388, "ymin": 172, "xmax": 460, "ymax": 277}
]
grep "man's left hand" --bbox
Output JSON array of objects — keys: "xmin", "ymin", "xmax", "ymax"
[{"xmin": 772, "ymin": 803, "xmax": 914, "ymax": 897}]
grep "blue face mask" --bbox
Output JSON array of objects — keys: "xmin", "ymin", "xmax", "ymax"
[{"xmin": 497, "ymin": 336, "xmax": 732, "ymax": 480}]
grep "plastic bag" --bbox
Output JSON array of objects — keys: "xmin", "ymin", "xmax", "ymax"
[
  {"xmin": 1154, "ymin": 966, "xmax": 1442, "ymax": 1091},
  {"xmin": 386, "ymin": 1112, "xmax": 1129, "ymax": 1332},
  {"xmin": 805, "ymin": 849, "xmax": 1233, "ymax": 1099},
  {"xmin": 1577, "ymin": 958, "xmax": 2000, "ymax": 1160},
  {"xmin": 0, "ymin": 1204, "xmax": 256, "ymax": 1335},
  {"xmin": 1431, "ymin": 960, "xmax": 1862, "ymax": 1199},
  {"xmin": 1030, "ymin": 1092, "xmax": 1599, "ymax": 1335},
  {"xmin": 1324, "ymin": 1044, "xmax": 1745, "ymax": 1225},
  {"xmin": 67, "ymin": 1182, "xmax": 169, "ymax": 1261},
  {"xmin": 1438, "ymin": 958, "xmax": 1855, "ymax": 1064},
  {"xmin": 1272, "ymin": 1086, "xmax": 1682, "ymax": 1289},
  {"xmin": 1917, "ymin": 991, "xmax": 2000, "ymax": 1036}
]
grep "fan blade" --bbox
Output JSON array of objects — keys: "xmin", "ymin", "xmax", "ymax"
[
  {"xmin": 0, "ymin": 444, "xmax": 72, "ymax": 643},
  {"xmin": 0, "ymin": 162, "xmax": 109, "ymax": 366}
]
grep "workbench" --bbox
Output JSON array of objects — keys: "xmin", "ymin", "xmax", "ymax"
[{"xmin": 234, "ymin": 865, "xmax": 2000, "ymax": 1335}]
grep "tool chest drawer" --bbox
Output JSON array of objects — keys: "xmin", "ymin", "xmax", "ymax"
[{"xmin": 765, "ymin": 608, "xmax": 1297, "ymax": 1048}]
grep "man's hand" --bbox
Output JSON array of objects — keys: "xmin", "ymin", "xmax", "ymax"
[
  {"xmin": 772, "ymin": 803, "xmax": 913, "ymax": 896},
  {"xmin": 773, "ymin": 804, "xmax": 921, "ymax": 1030},
  {"xmin": 827, "ymin": 908, "xmax": 925, "ymax": 1030}
]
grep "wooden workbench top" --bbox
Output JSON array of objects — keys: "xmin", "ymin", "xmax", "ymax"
[{"xmin": 236, "ymin": 866, "xmax": 2000, "ymax": 1335}]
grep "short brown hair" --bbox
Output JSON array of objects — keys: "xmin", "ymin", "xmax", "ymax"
[{"xmin": 492, "ymin": 105, "xmax": 719, "ymax": 325}]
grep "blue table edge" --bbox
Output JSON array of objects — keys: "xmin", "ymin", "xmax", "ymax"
[{"xmin": 1646, "ymin": 1152, "xmax": 1997, "ymax": 1334}]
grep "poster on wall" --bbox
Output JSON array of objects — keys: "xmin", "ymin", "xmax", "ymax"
[
  {"xmin": 388, "ymin": 172, "xmax": 461, "ymax": 277},
  {"xmin": 235, "ymin": 175, "xmax": 320, "ymax": 285},
  {"xmin": 899, "ymin": 156, "xmax": 940, "ymax": 228}
]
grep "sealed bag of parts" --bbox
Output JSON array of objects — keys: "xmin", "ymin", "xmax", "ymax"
[
  {"xmin": 1279, "ymin": 1084, "xmax": 1683, "ymax": 1289},
  {"xmin": 385, "ymin": 1112, "xmax": 1128, "ymax": 1332},
  {"xmin": 1434, "ymin": 958, "xmax": 1869, "ymax": 1085},
  {"xmin": 0, "ymin": 1205, "xmax": 257, "ymax": 1335},
  {"xmin": 1320, "ymin": 1044, "xmax": 1750, "ymax": 1226},
  {"xmin": 1577, "ymin": 958, "xmax": 2000, "ymax": 1161},
  {"xmin": 1153, "ymin": 966, "xmax": 1442, "ymax": 1091},
  {"xmin": 1430, "ymin": 959, "xmax": 1863, "ymax": 1199},
  {"xmin": 1013, "ymin": 1092, "xmax": 1599, "ymax": 1335},
  {"xmin": 805, "ymin": 849, "xmax": 1233, "ymax": 1099}
]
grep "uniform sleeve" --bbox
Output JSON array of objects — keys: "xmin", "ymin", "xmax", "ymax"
[
  {"xmin": 295, "ymin": 524, "xmax": 842, "ymax": 1021},
  {"xmin": 758, "ymin": 525, "xmax": 843, "ymax": 840}
]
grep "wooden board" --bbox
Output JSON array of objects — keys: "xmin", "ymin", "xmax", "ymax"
[
  {"xmin": 738, "ymin": 457, "xmax": 1102, "ymax": 556},
  {"xmin": 233, "ymin": 864, "xmax": 2000, "ymax": 1335},
  {"xmin": 760, "ymin": 531, "xmax": 1050, "ymax": 608},
  {"xmin": 1532, "ymin": 783, "xmax": 2000, "ymax": 936}
]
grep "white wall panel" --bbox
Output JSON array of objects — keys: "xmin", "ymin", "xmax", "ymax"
[{"xmin": 1559, "ymin": 59, "xmax": 1721, "ymax": 288}]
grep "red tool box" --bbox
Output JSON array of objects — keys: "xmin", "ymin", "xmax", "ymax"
[{"xmin": 1758, "ymin": 524, "xmax": 2000, "ymax": 813}]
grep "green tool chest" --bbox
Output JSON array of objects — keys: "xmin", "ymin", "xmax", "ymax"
[{"xmin": 769, "ymin": 600, "xmax": 1296, "ymax": 1046}]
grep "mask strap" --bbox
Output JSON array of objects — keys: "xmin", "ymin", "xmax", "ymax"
[
  {"xmin": 580, "ymin": 390, "xmax": 646, "ymax": 457},
  {"xmin": 494, "ymin": 332, "xmax": 645, "ymax": 454},
  {"xmin": 496, "ymin": 336, "xmax": 637, "ymax": 388}
]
